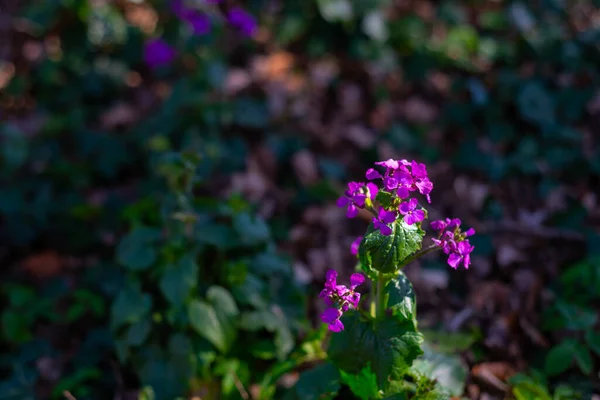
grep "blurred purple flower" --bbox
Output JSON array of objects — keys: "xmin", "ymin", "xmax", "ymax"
[
  {"xmin": 350, "ymin": 236, "xmax": 362, "ymax": 256},
  {"xmin": 171, "ymin": 0, "xmax": 212, "ymax": 35},
  {"xmin": 144, "ymin": 38, "xmax": 176, "ymax": 68},
  {"xmin": 227, "ymin": 7, "xmax": 257, "ymax": 36}
]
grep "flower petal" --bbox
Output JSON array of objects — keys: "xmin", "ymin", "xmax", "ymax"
[{"xmin": 350, "ymin": 273, "xmax": 365, "ymax": 289}]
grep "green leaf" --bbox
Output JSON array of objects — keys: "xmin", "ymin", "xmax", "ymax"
[
  {"xmin": 1, "ymin": 311, "xmax": 32, "ymax": 343},
  {"xmin": 359, "ymin": 220, "xmax": 424, "ymax": 275},
  {"xmin": 340, "ymin": 365, "xmax": 380, "ymax": 400},
  {"xmin": 329, "ymin": 311, "xmax": 424, "ymax": 387},
  {"xmin": 385, "ymin": 271, "xmax": 417, "ymax": 327},
  {"xmin": 233, "ymin": 212, "xmax": 270, "ymax": 246},
  {"xmin": 295, "ymin": 362, "xmax": 341, "ymax": 400},
  {"xmin": 544, "ymin": 340, "xmax": 575, "ymax": 376},
  {"xmin": 585, "ymin": 330, "xmax": 600, "ymax": 356},
  {"xmin": 572, "ymin": 342, "xmax": 593, "ymax": 375},
  {"xmin": 555, "ymin": 301, "xmax": 597, "ymax": 330},
  {"xmin": 188, "ymin": 286, "xmax": 239, "ymax": 353},
  {"xmin": 159, "ymin": 254, "xmax": 198, "ymax": 308},
  {"xmin": 411, "ymin": 344, "xmax": 468, "ymax": 397},
  {"xmin": 125, "ymin": 317, "xmax": 151, "ymax": 347},
  {"xmin": 111, "ymin": 282, "xmax": 152, "ymax": 330},
  {"xmin": 116, "ymin": 227, "xmax": 161, "ymax": 270}
]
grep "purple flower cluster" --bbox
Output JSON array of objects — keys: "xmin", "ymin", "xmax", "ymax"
[
  {"xmin": 431, "ymin": 218, "xmax": 475, "ymax": 269},
  {"xmin": 319, "ymin": 270, "xmax": 365, "ymax": 332},
  {"xmin": 336, "ymin": 159, "xmax": 432, "ymax": 236}
]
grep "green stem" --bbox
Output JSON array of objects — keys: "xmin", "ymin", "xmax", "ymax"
[
  {"xmin": 399, "ymin": 244, "xmax": 440, "ymax": 268},
  {"xmin": 376, "ymin": 276, "xmax": 386, "ymax": 319},
  {"xmin": 370, "ymin": 279, "xmax": 376, "ymax": 318}
]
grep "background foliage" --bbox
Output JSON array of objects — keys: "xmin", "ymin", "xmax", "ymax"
[{"xmin": 1, "ymin": 0, "xmax": 600, "ymax": 398}]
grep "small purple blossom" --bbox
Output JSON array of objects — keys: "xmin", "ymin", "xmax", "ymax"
[
  {"xmin": 447, "ymin": 241, "xmax": 474, "ymax": 270},
  {"xmin": 227, "ymin": 7, "xmax": 258, "ymax": 36},
  {"xmin": 350, "ymin": 236, "xmax": 362, "ymax": 256},
  {"xmin": 399, "ymin": 198, "xmax": 425, "ymax": 225},
  {"xmin": 375, "ymin": 159, "xmax": 400, "ymax": 170},
  {"xmin": 431, "ymin": 218, "xmax": 476, "ymax": 269},
  {"xmin": 144, "ymin": 38, "xmax": 176, "ymax": 68},
  {"xmin": 373, "ymin": 208, "xmax": 397, "ymax": 236},
  {"xmin": 321, "ymin": 308, "xmax": 344, "ymax": 332},
  {"xmin": 337, "ymin": 182, "xmax": 367, "ymax": 218},
  {"xmin": 319, "ymin": 269, "xmax": 366, "ymax": 332}
]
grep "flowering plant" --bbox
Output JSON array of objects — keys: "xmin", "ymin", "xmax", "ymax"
[{"xmin": 318, "ymin": 158, "xmax": 475, "ymax": 398}]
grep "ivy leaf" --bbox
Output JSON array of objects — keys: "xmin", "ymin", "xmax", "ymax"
[
  {"xmin": 340, "ymin": 365, "xmax": 380, "ymax": 400},
  {"xmin": 125, "ymin": 317, "xmax": 151, "ymax": 347},
  {"xmin": 188, "ymin": 286, "xmax": 239, "ymax": 353},
  {"xmin": 159, "ymin": 254, "xmax": 198, "ymax": 308},
  {"xmin": 116, "ymin": 227, "xmax": 161, "ymax": 270},
  {"xmin": 111, "ymin": 281, "xmax": 152, "ymax": 330},
  {"xmin": 572, "ymin": 342, "xmax": 593, "ymax": 375},
  {"xmin": 359, "ymin": 220, "xmax": 424, "ymax": 275},
  {"xmin": 585, "ymin": 330, "xmax": 600, "ymax": 356},
  {"xmin": 328, "ymin": 311, "xmax": 424, "ymax": 387},
  {"xmin": 233, "ymin": 212, "xmax": 270, "ymax": 246},
  {"xmin": 385, "ymin": 271, "xmax": 417, "ymax": 327},
  {"xmin": 294, "ymin": 362, "xmax": 341, "ymax": 400},
  {"xmin": 544, "ymin": 339, "xmax": 576, "ymax": 376}
]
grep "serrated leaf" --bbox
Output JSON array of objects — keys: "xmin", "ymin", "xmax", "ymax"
[
  {"xmin": 295, "ymin": 362, "xmax": 341, "ymax": 400},
  {"xmin": 340, "ymin": 365, "xmax": 380, "ymax": 400},
  {"xmin": 159, "ymin": 254, "xmax": 198, "ymax": 308},
  {"xmin": 329, "ymin": 311, "xmax": 424, "ymax": 387},
  {"xmin": 116, "ymin": 227, "xmax": 161, "ymax": 270},
  {"xmin": 385, "ymin": 271, "xmax": 417, "ymax": 327},
  {"xmin": 188, "ymin": 286, "xmax": 239, "ymax": 353},
  {"xmin": 359, "ymin": 220, "xmax": 424, "ymax": 275}
]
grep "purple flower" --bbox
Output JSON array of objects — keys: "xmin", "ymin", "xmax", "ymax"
[
  {"xmin": 430, "ymin": 219, "xmax": 447, "ymax": 231},
  {"xmin": 373, "ymin": 208, "xmax": 397, "ymax": 236},
  {"xmin": 227, "ymin": 7, "xmax": 257, "ymax": 36},
  {"xmin": 410, "ymin": 161, "xmax": 433, "ymax": 203},
  {"xmin": 366, "ymin": 168, "xmax": 382, "ymax": 180},
  {"xmin": 447, "ymin": 240, "xmax": 474, "ymax": 269},
  {"xmin": 399, "ymin": 198, "xmax": 425, "ymax": 225},
  {"xmin": 350, "ymin": 273, "xmax": 365, "ymax": 289},
  {"xmin": 337, "ymin": 182, "xmax": 367, "ymax": 218},
  {"xmin": 171, "ymin": 0, "xmax": 212, "ymax": 35},
  {"xmin": 319, "ymin": 269, "xmax": 366, "ymax": 332},
  {"xmin": 375, "ymin": 159, "xmax": 400, "ymax": 170},
  {"xmin": 350, "ymin": 236, "xmax": 362, "ymax": 256},
  {"xmin": 365, "ymin": 182, "xmax": 379, "ymax": 200},
  {"xmin": 431, "ymin": 218, "xmax": 476, "ymax": 270},
  {"xmin": 184, "ymin": 11, "xmax": 211, "ymax": 35},
  {"xmin": 144, "ymin": 39, "xmax": 176, "ymax": 68},
  {"xmin": 321, "ymin": 308, "xmax": 344, "ymax": 332}
]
